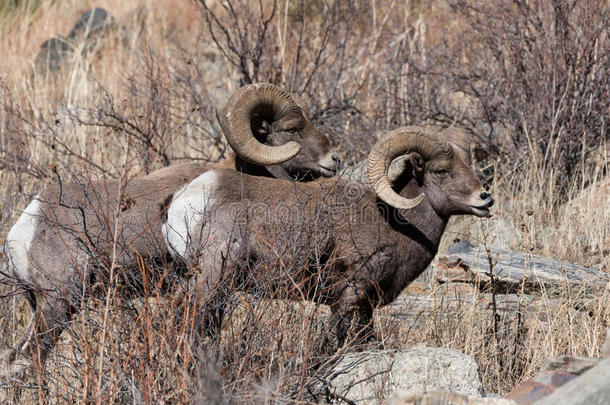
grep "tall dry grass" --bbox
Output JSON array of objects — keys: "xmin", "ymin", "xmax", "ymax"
[{"xmin": 0, "ymin": 0, "xmax": 608, "ymax": 402}]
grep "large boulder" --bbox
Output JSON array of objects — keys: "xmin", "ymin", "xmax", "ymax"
[
  {"xmin": 505, "ymin": 355, "xmax": 602, "ymax": 404},
  {"xmin": 319, "ymin": 347, "xmax": 483, "ymax": 404},
  {"xmin": 532, "ymin": 359, "xmax": 610, "ymax": 405},
  {"xmin": 34, "ymin": 35, "xmax": 74, "ymax": 74},
  {"xmin": 67, "ymin": 7, "xmax": 115, "ymax": 43},
  {"xmin": 391, "ymin": 389, "xmax": 515, "ymax": 404},
  {"xmin": 505, "ymin": 328, "xmax": 610, "ymax": 404},
  {"xmin": 33, "ymin": 8, "xmax": 116, "ymax": 75}
]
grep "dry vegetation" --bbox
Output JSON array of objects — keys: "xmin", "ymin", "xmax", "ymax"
[{"xmin": 0, "ymin": 0, "xmax": 608, "ymax": 403}]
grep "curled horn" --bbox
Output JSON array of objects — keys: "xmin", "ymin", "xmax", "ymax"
[
  {"xmin": 367, "ymin": 126, "xmax": 452, "ymax": 209},
  {"xmin": 220, "ymin": 83, "xmax": 302, "ymax": 165}
]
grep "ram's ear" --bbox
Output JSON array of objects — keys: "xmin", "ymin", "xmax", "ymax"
[
  {"xmin": 387, "ymin": 153, "xmax": 425, "ymax": 183},
  {"xmin": 407, "ymin": 153, "xmax": 425, "ymax": 181},
  {"xmin": 256, "ymin": 120, "xmax": 272, "ymax": 137},
  {"xmin": 387, "ymin": 155, "xmax": 409, "ymax": 183}
]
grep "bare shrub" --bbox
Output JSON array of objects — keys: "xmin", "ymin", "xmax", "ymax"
[{"xmin": 448, "ymin": 0, "xmax": 608, "ymax": 193}]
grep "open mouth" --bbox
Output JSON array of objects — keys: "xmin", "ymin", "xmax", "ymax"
[
  {"xmin": 471, "ymin": 198, "xmax": 494, "ymax": 217},
  {"xmin": 318, "ymin": 165, "xmax": 338, "ymax": 177},
  {"xmin": 471, "ymin": 207, "xmax": 491, "ymax": 217}
]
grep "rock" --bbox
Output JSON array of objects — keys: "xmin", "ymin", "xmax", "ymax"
[
  {"xmin": 380, "ymin": 292, "xmax": 536, "ymax": 326},
  {"xmin": 33, "ymin": 8, "xmax": 116, "ymax": 75},
  {"xmin": 436, "ymin": 282, "xmax": 479, "ymax": 296},
  {"xmin": 319, "ymin": 347, "xmax": 483, "ymax": 404},
  {"xmin": 445, "ymin": 217, "xmax": 523, "ymax": 251},
  {"xmin": 34, "ymin": 36, "xmax": 74, "ymax": 73},
  {"xmin": 538, "ymin": 356, "xmax": 600, "ymax": 376},
  {"xmin": 403, "ymin": 281, "xmax": 433, "ymax": 295},
  {"xmin": 531, "ymin": 359, "xmax": 610, "ymax": 405},
  {"xmin": 68, "ymin": 8, "xmax": 115, "ymax": 43},
  {"xmin": 391, "ymin": 388, "xmax": 516, "ymax": 404},
  {"xmin": 505, "ymin": 356, "xmax": 601, "ymax": 404},
  {"xmin": 438, "ymin": 240, "xmax": 608, "ymax": 296}
]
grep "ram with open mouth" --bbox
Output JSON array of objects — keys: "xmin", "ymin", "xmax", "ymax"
[{"xmin": 164, "ymin": 126, "xmax": 494, "ymax": 346}]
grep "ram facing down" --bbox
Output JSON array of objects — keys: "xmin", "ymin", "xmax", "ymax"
[
  {"xmin": 163, "ymin": 126, "xmax": 494, "ymax": 345},
  {"xmin": 1, "ymin": 83, "xmax": 339, "ymax": 375}
]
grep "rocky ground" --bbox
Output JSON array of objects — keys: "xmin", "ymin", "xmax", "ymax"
[{"xmin": 294, "ymin": 238, "xmax": 609, "ymax": 404}]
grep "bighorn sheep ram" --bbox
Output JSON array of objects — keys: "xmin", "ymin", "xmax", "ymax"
[
  {"xmin": 163, "ymin": 126, "xmax": 494, "ymax": 345},
  {"xmin": 156, "ymin": 83, "xmax": 340, "ymax": 182},
  {"xmin": 2, "ymin": 83, "xmax": 339, "ymax": 372}
]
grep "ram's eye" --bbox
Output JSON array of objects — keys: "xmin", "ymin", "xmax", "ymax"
[
  {"xmin": 287, "ymin": 128, "xmax": 299, "ymax": 134},
  {"xmin": 435, "ymin": 169, "xmax": 450, "ymax": 175}
]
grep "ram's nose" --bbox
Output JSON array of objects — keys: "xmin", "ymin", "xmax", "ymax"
[
  {"xmin": 318, "ymin": 151, "xmax": 341, "ymax": 176},
  {"xmin": 331, "ymin": 153, "xmax": 341, "ymax": 170},
  {"xmin": 479, "ymin": 191, "xmax": 494, "ymax": 207}
]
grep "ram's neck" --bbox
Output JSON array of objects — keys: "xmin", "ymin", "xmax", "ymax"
[
  {"xmin": 398, "ymin": 201, "xmax": 447, "ymax": 253},
  {"xmin": 391, "ymin": 180, "xmax": 447, "ymax": 256},
  {"xmin": 233, "ymin": 156, "xmax": 273, "ymax": 177}
]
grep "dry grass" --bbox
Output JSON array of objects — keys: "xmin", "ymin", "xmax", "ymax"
[{"xmin": 0, "ymin": 0, "xmax": 608, "ymax": 403}]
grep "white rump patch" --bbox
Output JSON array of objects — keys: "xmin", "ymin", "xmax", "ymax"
[
  {"xmin": 162, "ymin": 171, "xmax": 218, "ymax": 258},
  {"xmin": 5, "ymin": 196, "xmax": 42, "ymax": 283}
]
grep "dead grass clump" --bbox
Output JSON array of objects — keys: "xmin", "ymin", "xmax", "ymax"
[{"xmin": 376, "ymin": 281, "xmax": 610, "ymax": 394}]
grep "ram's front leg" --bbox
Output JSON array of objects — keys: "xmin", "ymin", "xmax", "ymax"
[{"xmin": 329, "ymin": 283, "xmax": 378, "ymax": 348}]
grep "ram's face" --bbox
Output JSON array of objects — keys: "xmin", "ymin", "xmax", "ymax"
[
  {"xmin": 423, "ymin": 148, "xmax": 494, "ymax": 218},
  {"xmin": 263, "ymin": 109, "xmax": 340, "ymax": 180}
]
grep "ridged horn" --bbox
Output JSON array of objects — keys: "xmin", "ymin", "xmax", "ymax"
[
  {"xmin": 367, "ymin": 126, "xmax": 452, "ymax": 209},
  {"xmin": 220, "ymin": 83, "xmax": 302, "ymax": 166}
]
